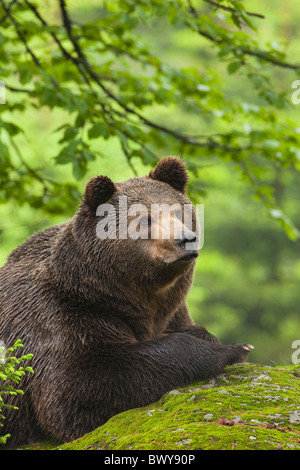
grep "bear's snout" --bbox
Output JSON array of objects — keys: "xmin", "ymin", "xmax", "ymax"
[{"xmin": 174, "ymin": 230, "xmax": 197, "ymax": 251}]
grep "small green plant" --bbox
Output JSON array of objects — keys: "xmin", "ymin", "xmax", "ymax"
[{"xmin": 0, "ymin": 339, "xmax": 34, "ymax": 445}]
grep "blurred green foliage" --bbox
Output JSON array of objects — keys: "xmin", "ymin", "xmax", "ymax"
[
  {"xmin": 0, "ymin": 339, "xmax": 33, "ymax": 445},
  {"xmin": 0, "ymin": 0, "xmax": 300, "ymax": 364}
]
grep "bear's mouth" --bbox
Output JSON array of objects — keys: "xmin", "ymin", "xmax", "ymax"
[{"xmin": 174, "ymin": 250, "xmax": 199, "ymax": 264}]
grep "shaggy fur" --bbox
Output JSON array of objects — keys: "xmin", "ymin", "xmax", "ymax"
[{"xmin": 0, "ymin": 157, "xmax": 251, "ymax": 447}]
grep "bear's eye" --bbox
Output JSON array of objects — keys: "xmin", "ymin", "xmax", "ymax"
[{"xmin": 139, "ymin": 216, "xmax": 152, "ymax": 227}]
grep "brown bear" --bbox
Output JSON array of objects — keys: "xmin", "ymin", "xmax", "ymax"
[{"xmin": 0, "ymin": 156, "xmax": 253, "ymax": 447}]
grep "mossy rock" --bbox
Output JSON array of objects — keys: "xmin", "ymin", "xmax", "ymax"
[{"xmin": 56, "ymin": 363, "xmax": 300, "ymax": 451}]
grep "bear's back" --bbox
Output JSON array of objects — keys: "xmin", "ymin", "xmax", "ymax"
[{"xmin": 5, "ymin": 224, "xmax": 65, "ymax": 266}]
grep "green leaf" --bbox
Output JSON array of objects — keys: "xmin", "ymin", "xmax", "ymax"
[
  {"xmin": 59, "ymin": 126, "xmax": 79, "ymax": 143},
  {"xmin": 88, "ymin": 123, "xmax": 110, "ymax": 140},
  {"xmin": 1, "ymin": 122, "xmax": 23, "ymax": 136},
  {"xmin": 18, "ymin": 67, "xmax": 34, "ymax": 85},
  {"xmin": 227, "ymin": 61, "xmax": 242, "ymax": 74},
  {"xmin": 73, "ymin": 158, "xmax": 87, "ymax": 180}
]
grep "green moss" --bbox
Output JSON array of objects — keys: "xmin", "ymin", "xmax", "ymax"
[
  {"xmin": 21, "ymin": 440, "xmax": 60, "ymax": 450},
  {"xmin": 54, "ymin": 363, "xmax": 300, "ymax": 450}
]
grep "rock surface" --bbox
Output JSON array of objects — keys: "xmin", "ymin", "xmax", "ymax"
[{"xmin": 54, "ymin": 363, "xmax": 300, "ymax": 451}]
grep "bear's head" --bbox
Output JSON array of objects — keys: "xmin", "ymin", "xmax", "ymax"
[{"xmin": 76, "ymin": 157, "xmax": 199, "ymax": 291}]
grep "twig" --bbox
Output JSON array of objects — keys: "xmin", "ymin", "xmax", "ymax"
[
  {"xmin": 0, "ymin": 0, "xmax": 41, "ymax": 68},
  {"xmin": 203, "ymin": 0, "xmax": 265, "ymax": 19},
  {"xmin": 5, "ymin": 84, "xmax": 33, "ymax": 93},
  {"xmin": 8, "ymin": 135, "xmax": 54, "ymax": 189},
  {"xmin": 0, "ymin": 0, "xmax": 18, "ymax": 25},
  {"xmin": 58, "ymin": 0, "xmax": 84, "ymax": 64},
  {"xmin": 119, "ymin": 139, "xmax": 138, "ymax": 177}
]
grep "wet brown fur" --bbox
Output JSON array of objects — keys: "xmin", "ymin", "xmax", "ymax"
[{"xmin": 0, "ymin": 157, "xmax": 250, "ymax": 447}]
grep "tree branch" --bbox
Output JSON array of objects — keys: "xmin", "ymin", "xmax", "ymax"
[
  {"xmin": 58, "ymin": 0, "xmax": 247, "ymax": 153},
  {"xmin": 24, "ymin": 0, "xmax": 77, "ymax": 65},
  {"xmin": 188, "ymin": 0, "xmax": 300, "ymax": 70},
  {"xmin": 24, "ymin": 1, "xmax": 116, "ymax": 86}
]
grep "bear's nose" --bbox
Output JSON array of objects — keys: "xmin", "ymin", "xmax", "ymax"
[{"xmin": 174, "ymin": 231, "xmax": 197, "ymax": 250}]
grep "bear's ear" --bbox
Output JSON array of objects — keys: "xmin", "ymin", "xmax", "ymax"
[
  {"xmin": 149, "ymin": 156, "xmax": 188, "ymax": 192},
  {"xmin": 82, "ymin": 175, "xmax": 117, "ymax": 211}
]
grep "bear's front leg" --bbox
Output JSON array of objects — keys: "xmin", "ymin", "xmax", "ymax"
[
  {"xmin": 165, "ymin": 304, "xmax": 220, "ymax": 343},
  {"xmin": 31, "ymin": 333, "xmax": 252, "ymax": 443}
]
